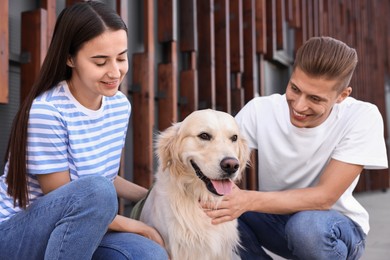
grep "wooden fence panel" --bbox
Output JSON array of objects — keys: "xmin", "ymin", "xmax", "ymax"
[
  {"xmin": 197, "ymin": 0, "xmax": 216, "ymax": 109},
  {"xmin": 214, "ymin": 0, "xmax": 231, "ymax": 113},
  {"xmin": 0, "ymin": 0, "xmax": 9, "ymax": 104},
  {"xmin": 157, "ymin": 42, "xmax": 178, "ymax": 130},
  {"xmin": 294, "ymin": 0, "xmax": 306, "ymax": 54},
  {"xmin": 242, "ymin": 0, "xmax": 257, "ymax": 189},
  {"xmin": 230, "ymin": 0, "xmax": 244, "ymax": 115},
  {"xmin": 157, "ymin": 0, "xmax": 178, "ymax": 130},
  {"xmin": 312, "ymin": 0, "xmax": 319, "ymax": 36},
  {"xmin": 289, "ymin": 0, "xmax": 301, "ymax": 28},
  {"xmin": 116, "ymin": 0, "xmax": 129, "ymax": 215},
  {"xmin": 158, "ymin": 0, "xmax": 174, "ymax": 43},
  {"xmin": 255, "ymin": 0, "xmax": 267, "ymax": 55},
  {"xmin": 40, "ymin": 0, "xmax": 56, "ymax": 46},
  {"xmin": 230, "ymin": 0, "xmax": 244, "ymax": 72},
  {"xmin": 276, "ymin": 0, "xmax": 285, "ymax": 50},
  {"xmin": 360, "ymin": 0, "xmax": 389, "ymax": 192},
  {"xmin": 242, "ymin": 0, "xmax": 256, "ymax": 102},
  {"xmin": 267, "ymin": 0, "xmax": 292, "ymax": 64},
  {"xmin": 318, "ymin": 0, "xmax": 327, "ymax": 36},
  {"xmin": 117, "ymin": 0, "xmax": 129, "ymax": 96},
  {"xmin": 265, "ymin": 0, "xmax": 276, "ymax": 61},
  {"xmin": 255, "ymin": 1, "xmax": 266, "ymax": 97},
  {"xmin": 179, "ymin": 0, "xmax": 198, "ymax": 120},
  {"xmin": 20, "ymin": 9, "xmax": 47, "ymax": 103},
  {"xmin": 179, "ymin": 54, "xmax": 198, "ymax": 120},
  {"xmin": 131, "ymin": 0, "xmax": 155, "ymax": 188},
  {"xmin": 66, "ymin": 0, "xmax": 83, "ymax": 6},
  {"xmin": 306, "ymin": 0, "xmax": 313, "ymax": 38}
]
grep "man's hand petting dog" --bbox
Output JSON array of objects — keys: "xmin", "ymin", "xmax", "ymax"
[{"xmin": 201, "ymin": 184, "xmax": 248, "ymax": 225}]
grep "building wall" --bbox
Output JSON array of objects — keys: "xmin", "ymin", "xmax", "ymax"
[{"xmin": 1, "ymin": 0, "xmax": 389, "ymax": 193}]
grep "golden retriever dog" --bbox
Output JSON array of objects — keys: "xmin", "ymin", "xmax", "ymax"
[{"xmin": 139, "ymin": 109, "xmax": 250, "ymax": 260}]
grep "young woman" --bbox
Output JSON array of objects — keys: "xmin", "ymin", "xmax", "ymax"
[{"xmin": 0, "ymin": 1, "xmax": 168, "ymax": 259}]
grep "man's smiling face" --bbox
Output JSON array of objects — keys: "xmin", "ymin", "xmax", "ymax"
[{"xmin": 285, "ymin": 68, "xmax": 351, "ymax": 128}]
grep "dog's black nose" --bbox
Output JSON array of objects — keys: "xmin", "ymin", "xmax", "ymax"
[{"xmin": 220, "ymin": 157, "xmax": 239, "ymax": 175}]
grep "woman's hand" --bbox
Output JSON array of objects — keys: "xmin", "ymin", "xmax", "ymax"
[
  {"xmin": 109, "ymin": 215, "xmax": 165, "ymax": 248},
  {"xmin": 136, "ymin": 222, "xmax": 166, "ymax": 248}
]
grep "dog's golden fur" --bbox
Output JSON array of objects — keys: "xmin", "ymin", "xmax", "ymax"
[{"xmin": 140, "ymin": 109, "xmax": 250, "ymax": 259}]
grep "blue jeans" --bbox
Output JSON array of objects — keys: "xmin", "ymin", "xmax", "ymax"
[
  {"xmin": 92, "ymin": 232, "xmax": 168, "ymax": 259},
  {"xmin": 238, "ymin": 210, "xmax": 366, "ymax": 260},
  {"xmin": 0, "ymin": 176, "xmax": 168, "ymax": 260}
]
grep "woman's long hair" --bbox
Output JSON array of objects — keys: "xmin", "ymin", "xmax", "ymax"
[{"xmin": 5, "ymin": 1, "xmax": 127, "ymax": 208}]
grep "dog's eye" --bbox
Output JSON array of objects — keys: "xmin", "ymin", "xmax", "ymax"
[
  {"xmin": 231, "ymin": 135, "xmax": 238, "ymax": 142},
  {"xmin": 198, "ymin": 132, "xmax": 211, "ymax": 141}
]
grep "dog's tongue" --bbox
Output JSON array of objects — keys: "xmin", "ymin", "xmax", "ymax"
[{"xmin": 210, "ymin": 179, "xmax": 233, "ymax": 195}]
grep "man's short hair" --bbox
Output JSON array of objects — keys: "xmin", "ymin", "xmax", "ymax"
[{"xmin": 293, "ymin": 36, "xmax": 358, "ymax": 92}]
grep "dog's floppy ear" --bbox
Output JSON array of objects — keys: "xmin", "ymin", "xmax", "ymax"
[{"xmin": 156, "ymin": 122, "xmax": 181, "ymax": 170}]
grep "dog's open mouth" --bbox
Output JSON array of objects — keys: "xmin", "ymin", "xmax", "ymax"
[{"xmin": 190, "ymin": 160, "xmax": 233, "ymax": 196}]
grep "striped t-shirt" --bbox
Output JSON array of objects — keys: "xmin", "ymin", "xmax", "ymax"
[{"xmin": 0, "ymin": 81, "xmax": 130, "ymax": 222}]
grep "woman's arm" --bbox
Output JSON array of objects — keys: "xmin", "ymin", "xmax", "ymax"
[
  {"xmin": 36, "ymin": 171, "xmax": 71, "ymax": 194},
  {"xmin": 108, "ymin": 215, "xmax": 165, "ymax": 247},
  {"xmin": 113, "ymin": 175, "xmax": 148, "ymax": 202},
  {"xmin": 37, "ymin": 173, "xmax": 164, "ymax": 248},
  {"xmin": 111, "ymin": 176, "xmax": 165, "ymax": 246}
]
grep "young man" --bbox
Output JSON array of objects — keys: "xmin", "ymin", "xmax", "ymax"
[{"xmin": 204, "ymin": 36, "xmax": 388, "ymax": 259}]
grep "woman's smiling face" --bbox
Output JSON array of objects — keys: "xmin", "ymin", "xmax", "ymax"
[
  {"xmin": 286, "ymin": 68, "xmax": 351, "ymax": 128},
  {"xmin": 67, "ymin": 29, "xmax": 128, "ymax": 110}
]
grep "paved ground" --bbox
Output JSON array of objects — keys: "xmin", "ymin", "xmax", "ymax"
[
  {"xmin": 265, "ymin": 190, "xmax": 390, "ymax": 259},
  {"xmin": 356, "ymin": 190, "xmax": 390, "ymax": 260}
]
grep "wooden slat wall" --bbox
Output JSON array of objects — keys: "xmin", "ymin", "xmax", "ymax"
[
  {"xmin": 197, "ymin": 0, "xmax": 216, "ymax": 109},
  {"xmin": 230, "ymin": 0, "xmax": 244, "ymax": 115},
  {"xmin": 157, "ymin": 0, "xmax": 178, "ymax": 130},
  {"xmin": 255, "ymin": 0, "xmax": 267, "ymax": 97},
  {"xmin": 65, "ymin": 0, "xmax": 82, "ymax": 6},
  {"xmin": 0, "ymin": 0, "xmax": 9, "ymax": 104},
  {"xmin": 131, "ymin": 0, "xmax": 155, "ymax": 188},
  {"xmin": 242, "ymin": 0, "xmax": 259, "ymax": 190},
  {"xmin": 117, "ymin": 0, "xmax": 129, "ymax": 96},
  {"xmin": 214, "ymin": 0, "xmax": 231, "ymax": 113},
  {"xmin": 242, "ymin": 0, "xmax": 257, "ymax": 103},
  {"xmin": 20, "ymin": 1, "xmax": 58, "ymax": 104},
  {"xmin": 179, "ymin": 0, "xmax": 198, "ymax": 120},
  {"xmin": 41, "ymin": 0, "xmax": 56, "ymax": 46},
  {"xmin": 145, "ymin": 0, "xmax": 389, "ymax": 191},
  {"xmin": 20, "ymin": 9, "xmax": 47, "ymax": 103},
  {"xmin": 116, "ymin": 0, "xmax": 129, "ymax": 215},
  {"xmin": 13, "ymin": 0, "xmax": 390, "ymax": 192}
]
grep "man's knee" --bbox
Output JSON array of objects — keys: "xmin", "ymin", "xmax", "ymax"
[
  {"xmin": 285, "ymin": 210, "xmax": 351, "ymax": 259},
  {"xmin": 286, "ymin": 211, "xmax": 333, "ymax": 241}
]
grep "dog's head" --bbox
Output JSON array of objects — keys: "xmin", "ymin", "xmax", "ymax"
[{"xmin": 156, "ymin": 109, "xmax": 250, "ymax": 197}]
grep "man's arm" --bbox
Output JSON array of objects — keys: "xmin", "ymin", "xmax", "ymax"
[{"xmin": 205, "ymin": 159, "xmax": 363, "ymax": 224}]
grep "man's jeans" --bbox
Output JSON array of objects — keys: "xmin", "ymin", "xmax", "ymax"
[
  {"xmin": 0, "ymin": 176, "xmax": 168, "ymax": 259},
  {"xmin": 238, "ymin": 210, "xmax": 366, "ymax": 260}
]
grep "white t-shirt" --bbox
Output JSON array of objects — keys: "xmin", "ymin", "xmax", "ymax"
[
  {"xmin": 235, "ymin": 94, "xmax": 388, "ymax": 234},
  {"xmin": 0, "ymin": 81, "xmax": 130, "ymax": 222}
]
